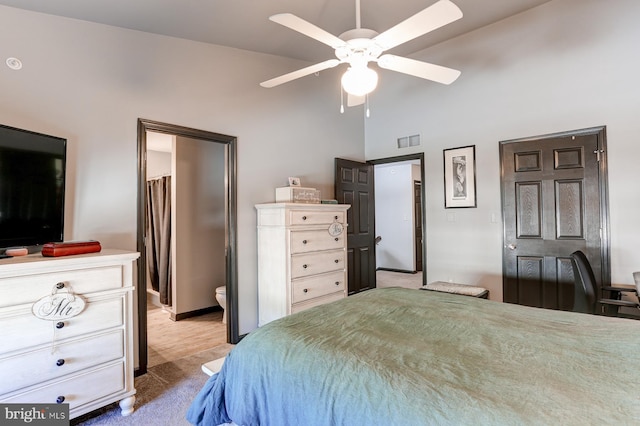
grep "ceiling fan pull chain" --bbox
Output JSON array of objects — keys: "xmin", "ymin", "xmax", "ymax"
[
  {"xmin": 366, "ymin": 94, "xmax": 371, "ymax": 118},
  {"xmin": 340, "ymin": 86, "xmax": 345, "ymax": 114}
]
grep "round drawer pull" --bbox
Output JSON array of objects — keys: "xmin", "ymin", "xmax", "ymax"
[
  {"xmin": 334, "ymin": 237, "xmax": 339, "ymax": 242},
  {"xmin": 56, "ymin": 322, "xmax": 65, "ymax": 329},
  {"xmin": 334, "ymin": 215, "xmax": 338, "ymax": 220},
  {"xmin": 302, "ymin": 240, "xmax": 308, "ymax": 244},
  {"xmin": 334, "ymin": 259, "xmax": 339, "ymax": 263},
  {"xmin": 335, "ymin": 281, "xmax": 340, "ymax": 286},
  {"xmin": 56, "ymin": 359, "xmax": 65, "ymax": 367},
  {"xmin": 303, "ymin": 289, "xmax": 308, "ymax": 293},
  {"xmin": 302, "ymin": 216, "xmax": 307, "ymax": 220},
  {"xmin": 56, "ymin": 396, "xmax": 65, "ymax": 404},
  {"xmin": 56, "ymin": 282, "xmax": 65, "ymax": 290},
  {"xmin": 303, "ymin": 264, "xmax": 308, "ymax": 269}
]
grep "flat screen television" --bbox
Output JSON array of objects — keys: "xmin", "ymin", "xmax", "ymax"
[{"xmin": 0, "ymin": 124, "xmax": 66, "ymax": 250}]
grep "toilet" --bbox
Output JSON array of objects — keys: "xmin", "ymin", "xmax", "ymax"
[{"xmin": 215, "ymin": 286, "xmax": 227, "ymax": 324}]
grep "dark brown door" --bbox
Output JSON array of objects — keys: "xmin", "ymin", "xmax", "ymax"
[
  {"xmin": 500, "ymin": 127, "xmax": 609, "ymax": 311},
  {"xmin": 335, "ymin": 158, "xmax": 376, "ymax": 295},
  {"xmin": 414, "ymin": 181, "xmax": 423, "ymax": 272}
]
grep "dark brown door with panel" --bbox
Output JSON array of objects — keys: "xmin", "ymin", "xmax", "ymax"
[
  {"xmin": 335, "ymin": 158, "xmax": 376, "ymax": 295},
  {"xmin": 500, "ymin": 127, "xmax": 609, "ymax": 311}
]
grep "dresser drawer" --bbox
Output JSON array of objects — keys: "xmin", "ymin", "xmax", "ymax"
[
  {"xmin": 291, "ymin": 250, "xmax": 345, "ymax": 279},
  {"xmin": 290, "ymin": 230, "xmax": 344, "ymax": 254},
  {"xmin": 0, "ymin": 266, "xmax": 125, "ymax": 308},
  {"xmin": 1, "ymin": 296, "xmax": 124, "ymax": 354},
  {"xmin": 292, "ymin": 291, "xmax": 345, "ymax": 314},
  {"xmin": 291, "ymin": 271, "xmax": 346, "ymax": 304},
  {"xmin": 0, "ymin": 329, "xmax": 124, "ymax": 394},
  {"xmin": 290, "ymin": 210, "xmax": 346, "ymax": 226},
  {"xmin": 2, "ymin": 361, "xmax": 126, "ymax": 410}
]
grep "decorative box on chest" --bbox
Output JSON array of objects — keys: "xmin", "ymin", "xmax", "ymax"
[
  {"xmin": 0, "ymin": 250, "xmax": 139, "ymax": 419},
  {"xmin": 256, "ymin": 203, "xmax": 350, "ymax": 326}
]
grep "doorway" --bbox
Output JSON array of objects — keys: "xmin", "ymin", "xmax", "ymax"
[
  {"xmin": 499, "ymin": 126, "xmax": 610, "ymax": 311},
  {"xmin": 335, "ymin": 153, "xmax": 426, "ymax": 295},
  {"xmin": 136, "ymin": 119, "xmax": 239, "ymax": 375}
]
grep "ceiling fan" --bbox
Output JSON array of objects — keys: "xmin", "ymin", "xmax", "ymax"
[{"xmin": 260, "ymin": 0, "xmax": 463, "ymax": 103}]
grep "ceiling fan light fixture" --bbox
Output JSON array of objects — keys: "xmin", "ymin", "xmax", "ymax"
[{"xmin": 341, "ymin": 65, "xmax": 378, "ymax": 97}]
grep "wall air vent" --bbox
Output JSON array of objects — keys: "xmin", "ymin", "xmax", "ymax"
[{"xmin": 397, "ymin": 134, "xmax": 421, "ymax": 149}]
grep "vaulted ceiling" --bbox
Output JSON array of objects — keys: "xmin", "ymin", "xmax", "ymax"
[{"xmin": 0, "ymin": 0, "xmax": 551, "ymax": 63}]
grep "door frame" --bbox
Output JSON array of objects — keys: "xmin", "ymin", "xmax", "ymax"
[
  {"xmin": 369, "ymin": 153, "xmax": 427, "ymax": 286},
  {"xmin": 499, "ymin": 126, "xmax": 610, "ymax": 302},
  {"xmin": 136, "ymin": 119, "xmax": 239, "ymax": 376}
]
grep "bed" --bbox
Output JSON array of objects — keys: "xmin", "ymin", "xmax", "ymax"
[{"xmin": 187, "ymin": 287, "xmax": 640, "ymax": 425}]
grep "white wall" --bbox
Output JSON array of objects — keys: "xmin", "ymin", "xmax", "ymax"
[
  {"xmin": 173, "ymin": 136, "xmax": 225, "ymax": 316},
  {"xmin": 374, "ymin": 162, "xmax": 416, "ymax": 271},
  {"xmin": 0, "ymin": 6, "xmax": 364, "ymax": 334},
  {"xmin": 365, "ymin": 0, "xmax": 640, "ymax": 299}
]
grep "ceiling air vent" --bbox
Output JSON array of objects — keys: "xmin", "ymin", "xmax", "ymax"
[{"xmin": 397, "ymin": 134, "xmax": 421, "ymax": 149}]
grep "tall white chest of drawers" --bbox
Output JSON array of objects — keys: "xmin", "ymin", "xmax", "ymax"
[
  {"xmin": 256, "ymin": 203, "xmax": 350, "ymax": 326},
  {"xmin": 0, "ymin": 250, "xmax": 139, "ymax": 419}
]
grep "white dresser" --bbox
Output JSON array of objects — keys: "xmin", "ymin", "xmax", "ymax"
[
  {"xmin": 0, "ymin": 249, "xmax": 139, "ymax": 419},
  {"xmin": 256, "ymin": 203, "xmax": 350, "ymax": 326}
]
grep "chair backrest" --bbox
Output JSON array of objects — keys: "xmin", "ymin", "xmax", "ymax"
[{"xmin": 570, "ymin": 251, "xmax": 597, "ymax": 314}]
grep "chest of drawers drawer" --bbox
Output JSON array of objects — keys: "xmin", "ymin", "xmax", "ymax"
[
  {"xmin": 1, "ymin": 296, "xmax": 124, "ymax": 354},
  {"xmin": 0, "ymin": 329, "xmax": 124, "ymax": 394},
  {"xmin": 291, "ymin": 291, "xmax": 346, "ymax": 314},
  {"xmin": 291, "ymin": 271, "xmax": 346, "ymax": 304},
  {"xmin": 0, "ymin": 265, "xmax": 124, "ymax": 308},
  {"xmin": 291, "ymin": 249, "xmax": 345, "ymax": 279},
  {"xmin": 290, "ymin": 230, "xmax": 344, "ymax": 254},
  {"xmin": 289, "ymin": 209, "xmax": 346, "ymax": 226},
  {"xmin": 2, "ymin": 361, "xmax": 126, "ymax": 411}
]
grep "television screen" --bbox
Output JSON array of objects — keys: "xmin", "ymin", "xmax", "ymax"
[{"xmin": 0, "ymin": 124, "xmax": 66, "ymax": 250}]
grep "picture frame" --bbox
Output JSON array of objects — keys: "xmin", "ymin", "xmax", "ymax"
[
  {"xmin": 288, "ymin": 177, "xmax": 301, "ymax": 187},
  {"xmin": 443, "ymin": 145, "xmax": 477, "ymax": 208}
]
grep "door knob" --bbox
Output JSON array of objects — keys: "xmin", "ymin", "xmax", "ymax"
[{"xmin": 507, "ymin": 244, "xmax": 517, "ymax": 250}]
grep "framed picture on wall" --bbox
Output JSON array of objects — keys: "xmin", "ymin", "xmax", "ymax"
[
  {"xmin": 443, "ymin": 145, "xmax": 477, "ymax": 208},
  {"xmin": 288, "ymin": 177, "xmax": 301, "ymax": 187}
]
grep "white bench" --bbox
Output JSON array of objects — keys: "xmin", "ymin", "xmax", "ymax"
[
  {"xmin": 421, "ymin": 281, "xmax": 489, "ymax": 299},
  {"xmin": 201, "ymin": 357, "xmax": 226, "ymax": 376}
]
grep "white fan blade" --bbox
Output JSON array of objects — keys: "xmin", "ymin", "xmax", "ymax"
[
  {"xmin": 260, "ymin": 59, "xmax": 341, "ymax": 88},
  {"xmin": 373, "ymin": 0, "xmax": 463, "ymax": 51},
  {"xmin": 347, "ymin": 93, "xmax": 365, "ymax": 107},
  {"xmin": 378, "ymin": 54, "xmax": 460, "ymax": 85},
  {"xmin": 270, "ymin": 13, "xmax": 346, "ymax": 49}
]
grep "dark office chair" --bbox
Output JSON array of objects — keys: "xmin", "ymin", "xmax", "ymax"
[
  {"xmin": 570, "ymin": 250, "xmax": 597, "ymax": 314},
  {"xmin": 570, "ymin": 250, "xmax": 640, "ymax": 315}
]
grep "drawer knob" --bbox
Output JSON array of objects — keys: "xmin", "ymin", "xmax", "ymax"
[
  {"xmin": 303, "ymin": 289, "xmax": 308, "ymax": 293},
  {"xmin": 335, "ymin": 281, "xmax": 340, "ymax": 286},
  {"xmin": 302, "ymin": 215, "xmax": 307, "ymax": 220},
  {"xmin": 302, "ymin": 240, "xmax": 308, "ymax": 244},
  {"xmin": 56, "ymin": 282, "xmax": 65, "ymax": 289},
  {"xmin": 334, "ymin": 237, "xmax": 339, "ymax": 242},
  {"xmin": 56, "ymin": 359, "xmax": 65, "ymax": 366},
  {"xmin": 56, "ymin": 322, "xmax": 65, "ymax": 329},
  {"xmin": 56, "ymin": 396, "xmax": 65, "ymax": 404},
  {"xmin": 303, "ymin": 264, "xmax": 308, "ymax": 269},
  {"xmin": 334, "ymin": 259, "xmax": 339, "ymax": 263},
  {"xmin": 334, "ymin": 215, "xmax": 338, "ymax": 220}
]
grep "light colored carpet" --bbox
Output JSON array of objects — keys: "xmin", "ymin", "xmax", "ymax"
[{"xmin": 72, "ymin": 343, "xmax": 234, "ymax": 425}]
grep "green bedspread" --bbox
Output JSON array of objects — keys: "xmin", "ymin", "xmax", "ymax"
[{"xmin": 188, "ymin": 287, "xmax": 640, "ymax": 425}]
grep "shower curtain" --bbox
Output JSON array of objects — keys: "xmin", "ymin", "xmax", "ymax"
[{"xmin": 146, "ymin": 175, "xmax": 172, "ymax": 306}]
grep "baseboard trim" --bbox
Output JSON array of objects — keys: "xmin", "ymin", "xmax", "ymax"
[
  {"xmin": 171, "ymin": 305, "xmax": 222, "ymax": 322},
  {"xmin": 377, "ymin": 267, "xmax": 417, "ymax": 274}
]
